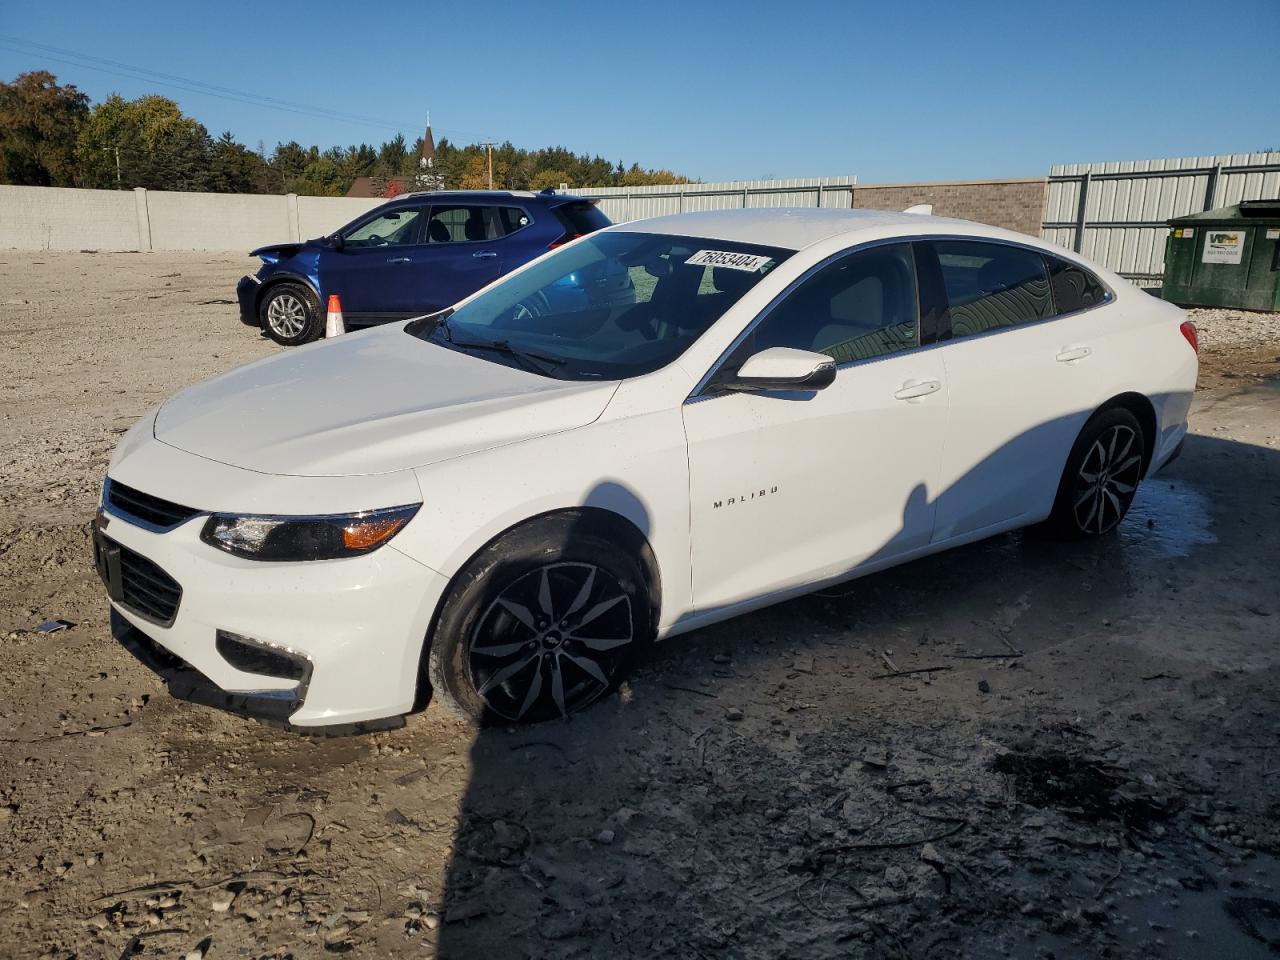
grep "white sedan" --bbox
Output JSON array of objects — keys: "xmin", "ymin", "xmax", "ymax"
[{"xmin": 96, "ymin": 208, "xmax": 1198, "ymax": 729}]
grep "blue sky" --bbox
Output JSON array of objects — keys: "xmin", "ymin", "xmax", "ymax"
[{"xmin": 1, "ymin": 0, "xmax": 1276, "ymax": 183}]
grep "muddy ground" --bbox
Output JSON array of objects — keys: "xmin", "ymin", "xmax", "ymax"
[{"xmin": 1, "ymin": 252, "xmax": 1279, "ymax": 960}]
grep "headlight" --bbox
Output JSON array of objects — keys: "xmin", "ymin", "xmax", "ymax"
[{"xmin": 200, "ymin": 504, "xmax": 420, "ymax": 561}]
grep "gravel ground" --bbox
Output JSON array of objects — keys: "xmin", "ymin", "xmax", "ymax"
[
  {"xmin": 1185, "ymin": 307, "xmax": 1280, "ymax": 349},
  {"xmin": 1, "ymin": 253, "xmax": 1279, "ymax": 960}
]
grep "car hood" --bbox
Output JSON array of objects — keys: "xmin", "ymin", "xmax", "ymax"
[
  {"xmin": 250, "ymin": 238, "xmax": 326, "ymax": 263},
  {"xmin": 154, "ymin": 327, "xmax": 619, "ymax": 477}
]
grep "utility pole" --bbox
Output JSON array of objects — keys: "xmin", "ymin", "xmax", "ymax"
[
  {"xmin": 481, "ymin": 140, "xmax": 495, "ymax": 190},
  {"xmin": 106, "ymin": 145, "xmax": 122, "ymax": 189}
]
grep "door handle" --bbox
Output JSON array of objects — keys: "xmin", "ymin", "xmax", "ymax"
[
  {"xmin": 386, "ymin": 256, "xmax": 411, "ymax": 264},
  {"xmin": 893, "ymin": 379, "xmax": 942, "ymax": 401},
  {"xmin": 1056, "ymin": 346, "xmax": 1091, "ymax": 363},
  {"xmin": 472, "ymin": 250, "xmax": 498, "ymax": 259}
]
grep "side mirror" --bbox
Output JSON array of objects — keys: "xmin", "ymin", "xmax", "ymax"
[
  {"xmin": 330, "ymin": 233, "xmax": 345, "ymax": 252},
  {"xmin": 722, "ymin": 346, "xmax": 837, "ymax": 393}
]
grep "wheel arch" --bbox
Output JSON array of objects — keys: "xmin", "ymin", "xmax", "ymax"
[
  {"xmin": 255, "ymin": 273, "xmax": 321, "ymax": 314},
  {"xmin": 1093, "ymin": 391, "xmax": 1157, "ymax": 478},
  {"xmin": 412, "ymin": 505, "xmax": 662, "ymax": 711}
]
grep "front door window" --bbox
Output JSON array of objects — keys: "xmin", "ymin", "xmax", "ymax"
[{"xmin": 343, "ymin": 207, "xmax": 425, "ymax": 248}]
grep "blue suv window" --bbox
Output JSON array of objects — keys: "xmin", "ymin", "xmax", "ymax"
[
  {"xmin": 425, "ymin": 204, "xmax": 532, "ymax": 242},
  {"xmin": 498, "ymin": 206, "xmax": 532, "ymax": 235},
  {"xmin": 343, "ymin": 206, "xmax": 425, "ymax": 247},
  {"xmin": 423, "ymin": 205, "xmax": 500, "ymax": 242}
]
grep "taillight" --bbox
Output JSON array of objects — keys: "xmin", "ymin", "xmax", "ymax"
[
  {"xmin": 1179, "ymin": 320, "xmax": 1199, "ymax": 353},
  {"xmin": 549, "ymin": 232, "xmax": 583, "ymax": 250}
]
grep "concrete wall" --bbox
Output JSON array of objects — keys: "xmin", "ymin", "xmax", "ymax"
[
  {"xmin": 298, "ymin": 196, "xmax": 392, "ymax": 242},
  {"xmin": 0, "ymin": 184, "xmax": 383, "ymax": 252},
  {"xmin": 0, "ymin": 185, "xmax": 142, "ymax": 251},
  {"xmin": 146, "ymin": 190, "xmax": 292, "ymax": 250},
  {"xmin": 851, "ymin": 177, "xmax": 1049, "ymax": 237}
]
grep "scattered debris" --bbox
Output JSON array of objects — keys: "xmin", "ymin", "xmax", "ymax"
[
  {"xmin": 992, "ymin": 750, "xmax": 1176, "ymax": 829},
  {"xmin": 663, "ymin": 682, "xmax": 718, "ymax": 698},
  {"xmin": 872, "ymin": 666, "xmax": 952, "ymax": 680}
]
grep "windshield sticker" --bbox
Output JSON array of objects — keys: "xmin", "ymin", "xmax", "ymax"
[{"xmin": 685, "ymin": 249, "xmax": 773, "ymax": 272}]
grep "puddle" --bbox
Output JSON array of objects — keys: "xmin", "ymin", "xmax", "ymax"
[
  {"xmin": 1122, "ymin": 480, "xmax": 1217, "ymax": 558},
  {"xmin": 1110, "ymin": 853, "xmax": 1280, "ymax": 959}
]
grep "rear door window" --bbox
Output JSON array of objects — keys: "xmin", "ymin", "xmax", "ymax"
[
  {"xmin": 1045, "ymin": 255, "xmax": 1109, "ymax": 315},
  {"xmin": 933, "ymin": 240, "xmax": 1052, "ymax": 337},
  {"xmin": 425, "ymin": 205, "xmax": 504, "ymax": 242}
]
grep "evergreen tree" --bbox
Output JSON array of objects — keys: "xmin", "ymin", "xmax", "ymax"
[{"xmin": 208, "ymin": 131, "xmax": 266, "ymax": 193}]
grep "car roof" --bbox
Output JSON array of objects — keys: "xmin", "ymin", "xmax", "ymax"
[
  {"xmin": 611, "ymin": 207, "xmax": 1010, "ymax": 252},
  {"xmin": 394, "ymin": 189, "xmax": 588, "ymax": 206}
]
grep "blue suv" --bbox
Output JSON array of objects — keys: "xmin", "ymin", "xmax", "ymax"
[{"xmin": 236, "ymin": 189, "xmax": 611, "ymax": 345}]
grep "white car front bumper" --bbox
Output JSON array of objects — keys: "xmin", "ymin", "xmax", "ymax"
[{"xmin": 96, "ymin": 506, "xmax": 448, "ymax": 729}]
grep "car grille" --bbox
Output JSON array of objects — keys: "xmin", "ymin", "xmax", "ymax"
[
  {"xmin": 118, "ymin": 543, "xmax": 183, "ymax": 626},
  {"xmin": 107, "ymin": 479, "xmax": 202, "ymax": 531}
]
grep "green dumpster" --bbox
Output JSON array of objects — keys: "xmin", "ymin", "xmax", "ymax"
[{"xmin": 1163, "ymin": 200, "xmax": 1280, "ymax": 310}]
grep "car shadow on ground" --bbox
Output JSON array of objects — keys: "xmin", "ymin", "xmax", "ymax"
[{"xmin": 430, "ymin": 423, "xmax": 1280, "ymax": 959}]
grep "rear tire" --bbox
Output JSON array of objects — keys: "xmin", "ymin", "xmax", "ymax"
[
  {"xmin": 259, "ymin": 282, "xmax": 321, "ymax": 346},
  {"xmin": 426, "ymin": 517, "xmax": 651, "ymax": 725},
  {"xmin": 1044, "ymin": 407, "xmax": 1145, "ymax": 539}
]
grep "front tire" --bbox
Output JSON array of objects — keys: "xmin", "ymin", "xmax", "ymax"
[
  {"xmin": 427, "ymin": 517, "xmax": 651, "ymax": 724},
  {"xmin": 259, "ymin": 283, "xmax": 321, "ymax": 346},
  {"xmin": 1045, "ymin": 408, "xmax": 1145, "ymax": 539}
]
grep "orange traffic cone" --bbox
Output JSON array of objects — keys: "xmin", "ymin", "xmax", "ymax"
[{"xmin": 325, "ymin": 294, "xmax": 346, "ymax": 338}]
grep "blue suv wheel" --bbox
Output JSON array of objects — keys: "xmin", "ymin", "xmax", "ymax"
[{"xmin": 260, "ymin": 282, "xmax": 322, "ymax": 346}]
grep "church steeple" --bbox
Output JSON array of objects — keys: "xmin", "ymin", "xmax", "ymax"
[
  {"xmin": 414, "ymin": 113, "xmax": 444, "ymax": 191},
  {"xmin": 420, "ymin": 114, "xmax": 436, "ymax": 170}
]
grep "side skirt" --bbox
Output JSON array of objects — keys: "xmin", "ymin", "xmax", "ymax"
[{"xmin": 659, "ymin": 513, "xmax": 1037, "ymax": 642}]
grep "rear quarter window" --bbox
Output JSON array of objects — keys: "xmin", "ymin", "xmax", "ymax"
[
  {"xmin": 1045, "ymin": 255, "xmax": 1110, "ymax": 315},
  {"xmin": 498, "ymin": 206, "xmax": 532, "ymax": 236}
]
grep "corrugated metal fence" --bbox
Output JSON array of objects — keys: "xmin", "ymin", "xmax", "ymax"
[
  {"xmin": 569, "ymin": 176, "xmax": 857, "ymax": 223},
  {"xmin": 1041, "ymin": 152, "xmax": 1280, "ymax": 278}
]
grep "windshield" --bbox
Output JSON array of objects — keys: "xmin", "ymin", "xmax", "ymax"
[{"xmin": 406, "ymin": 231, "xmax": 792, "ymax": 380}]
